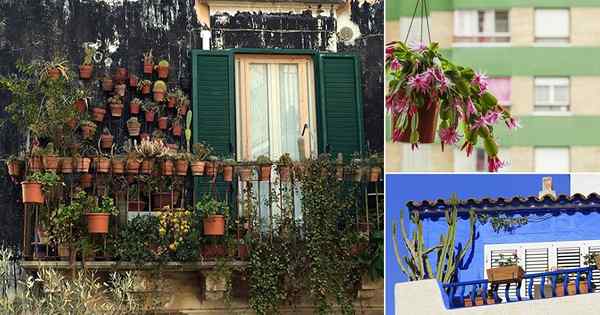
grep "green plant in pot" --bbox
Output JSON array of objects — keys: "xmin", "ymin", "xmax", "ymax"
[
  {"xmin": 49, "ymin": 190, "xmax": 89, "ymax": 260},
  {"xmin": 21, "ymin": 171, "xmax": 62, "ymax": 204},
  {"xmin": 40, "ymin": 143, "xmax": 59, "ymax": 172},
  {"xmin": 157, "ymin": 60, "xmax": 169, "ymax": 79},
  {"xmin": 256, "ymin": 155, "xmax": 272, "ymax": 182},
  {"xmin": 6, "ymin": 154, "xmax": 24, "ymax": 177},
  {"xmin": 367, "ymin": 152, "xmax": 383, "ymax": 182},
  {"xmin": 127, "ymin": 117, "xmax": 141, "ymax": 136},
  {"xmin": 196, "ymin": 195, "xmax": 230, "ymax": 236},
  {"xmin": 130, "ymin": 97, "xmax": 142, "ymax": 114},
  {"xmin": 142, "ymin": 101, "xmax": 159, "ymax": 123},
  {"xmin": 152, "ymin": 80, "xmax": 167, "ymax": 103},
  {"xmin": 137, "ymin": 79, "xmax": 152, "ymax": 95},
  {"xmin": 127, "ymin": 184, "xmax": 146, "ymax": 212},
  {"xmin": 79, "ymin": 45, "xmax": 95, "ymax": 79},
  {"xmin": 86, "ymin": 195, "xmax": 119, "ymax": 234},
  {"xmin": 190, "ymin": 142, "xmax": 212, "ymax": 176},
  {"xmin": 276, "ymin": 153, "xmax": 292, "ymax": 182},
  {"xmin": 143, "ymin": 50, "xmax": 154, "ymax": 74},
  {"xmin": 174, "ymin": 152, "xmax": 191, "ymax": 176},
  {"xmin": 350, "ymin": 152, "xmax": 364, "ymax": 182},
  {"xmin": 222, "ymin": 158, "xmax": 236, "ymax": 182},
  {"xmin": 108, "ymin": 95, "xmax": 124, "ymax": 117},
  {"xmin": 205, "ymin": 155, "xmax": 219, "ymax": 178},
  {"xmin": 487, "ymin": 253, "xmax": 525, "ymax": 285}
]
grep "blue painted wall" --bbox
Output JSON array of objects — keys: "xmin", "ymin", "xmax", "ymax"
[{"xmin": 385, "ymin": 174, "xmax": 572, "ymax": 314}]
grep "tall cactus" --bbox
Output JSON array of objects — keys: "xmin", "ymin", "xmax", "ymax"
[
  {"xmin": 185, "ymin": 110, "xmax": 192, "ymax": 153},
  {"xmin": 392, "ymin": 195, "xmax": 475, "ymax": 283}
]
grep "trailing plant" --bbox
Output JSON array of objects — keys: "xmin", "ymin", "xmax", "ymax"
[
  {"xmin": 114, "ymin": 215, "xmax": 163, "ymax": 264},
  {"xmin": 478, "ymin": 214, "xmax": 528, "ymax": 233},
  {"xmin": 278, "ymin": 153, "xmax": 293, "ymax": 166},
  {"xmin": 141, "ymin": 101, "xmax": 159, "ymax": 113},
  {"xmin": 493, "ymin": 253, "xmax": 519, "ymax": 267}
]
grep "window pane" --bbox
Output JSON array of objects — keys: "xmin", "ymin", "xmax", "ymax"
[
  {"xmin": 535, "ymin": 147, "xmax": 570, "ymax": 172},
  {"xmin": 477, "ymin": 10, "xmax": 485, "ymax": 33},
  {"xmin": 249, "ymin": 64, "xmax": 270, "ymax": 158},
  {"xmin": 535, "ymin": 9, "xmax": 570, "ymax": 39},
  {"xmin": 279, "ymin": 64, "xmax": 301, "ymax": 160},
  {"xmin": 554, "ymin": 85, "xmax": 569, "ymax": 103},
  {"xmin": 535, "ymin": 85, "xmax": 550, "ymax": 103},
  {"xmin": 495, "ymin": 11, "xmax": 509, "ymax": 33}
]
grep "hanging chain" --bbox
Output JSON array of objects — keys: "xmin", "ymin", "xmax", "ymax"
[{"xmin": 403, "ymin": 0, "xmax": 432, "ymax": 44}]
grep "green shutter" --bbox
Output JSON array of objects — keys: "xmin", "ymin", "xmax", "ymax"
[
  {"xmin": 317, "ymin": 54, "xmax": 365, "ymax": 157},
  {"xmin": 191, "ymin": 50, "xmax": 235, "ymax": 203}
]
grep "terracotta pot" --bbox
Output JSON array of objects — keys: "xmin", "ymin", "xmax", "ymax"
[
  {"xmin": 110, "ymin": 103, "xmax": 124, "ymax": 117},
  {"xmin": 102, "ymin": 78, "xmax": 114, "ymax": 91},
  {"xmin": 202, "ymin": 244, "xmax": 226, "ymax": 259},
  {"xmin": 141, "ymin": 84, "xmax": 151, "ymax": 95},
  {"xmin": 486, "ymin": 266, "xmax": 525, "ymax": 284},
  {"xmin": 47, "ymin": 68, "xmax": 61, "ymax": 80},
  {"xmin": 66, "ymin": 118, "xmax": 78, "ymax": 129},
  {"xmin": 175, "ymin": 159, "xmax": 188, "ymax": 176},
  {"xmin": 278, "ymin": 166, "xmax": 290, "ymax": 182},
  {"xmin": 114, "ymin": 84, "xmax": 126, "ymax": 97},
  {"xmin": 151, "ymin": 191, "xmax": 177, "ymax": 210},
  {"xmin": 42, "ymin": 155, "xmax": 59, "ymax": 172},
  {"xmin": 396, "ymin": 105, "xmax": 439, "ymax": 144},
  {"xmin": 126, "ymin": 159, "xmax": 141, "ymax": 174},
  {"xmin": 86, "ymin": 213, "xmax": 110, "ymax": 234},
  {"xmin": 172, "ymin": 122, "xmax": 182, "ymax": 136},
  {"xmin": 158, "ymin": 117, "xmax": 168, "ymax": 130},
  {"xmin": 145, "ymin": 110, "xmax": 155, "ymax": 122},
  {"xmin": 28, "ymin": 156, "xmax": 43, "ymax": 172},
  {"xmin": 80, "ymin": 173, "xmax": 93, "ymax": 188},
  {"xmin": 129, "ymin": 101, "xmax": 141, "ymax": 114},
  {"xmin": 464, "ymin": 297, "xmax": 497, "ymax": 307},
  {"xmin": 190, "ymin": 161, "xmax": 206, "ymax": 176},
  {"xmin": 81, "ymin": 123, "xmax": 97, "ymax": 139},
  {"xmin": 129, "ymin": 75, "xmax": 138, "ymax": 88},
  {"xmin": 223, "ymin": 165, "xmax": 234, "ymax": 182},
  {"xmin": 178, "ymin": 104, "xmax": 188, "ymax": 116},
  {"xmin": 238, "ymin": 244, "xmax": 249, "ymax": 260},
  {"xmin": 128, "ymin": 200, "xmax": 146, "ymax": 212},
  {"xmin": 238, "ymin": 166, "xmax": 252, "ymax": 181},
  {"xmin": 153, "ymin": 91, "xmax": 165, "ymax": 102},
  {"xmin": 141, "ymin": 159, "xmax": 154, "ymax": 174},
  {"xmin": 161, "ymin": 160, "xmax": 174, "ymax": 176},
  {"xmin": 203, "ymin": 215, "xmax": 225, "ymax": 236},
  {"xmin": 336, "ymin": 166, "xmax": 345, "ymax": 181},
  {"xmin": 127, "ymin": 121, "xmax": 141, "ymax": 136},
  {"xmin": 259, "ymin": 165, "xmax": 272, "ymax": 181},
  {"xmin": 167, "ymin": 96, "xmax": 176, "ymax": 108},
  {"xmin": 353, "ymin": 168, "xmax": 364, "ymax": 182},
  {"xmin": 6, "ymin": 160, "xmax": 22, "ymax": 177},
  {"xmin": 79, "ymin": 65, "xmax": 93, "ymax": 79},
  {"xmin": 100, "ymin": 134, "xmax": 114, "ymax": 149},
  {"xmin": 111, "ymin": 159, "xmax": 125, "ymax": 174},
  {"xmin": 157, "ymin": 65, "xmax": 169, "ymax": 79},
  {"xmin": 74, "ymin": 99, "xmax": 87, "ymax": 113},
  {"xmin": 61, "ymin": 157, "xmax": 73, "ymax": 173},
  {"xmin": 96, "ymin": 157, "xmax": 111, "ymax": 173},
  {"xmin": 74, "ymin": 157, "xmax": 91, "ymax": 173},
  {"xmin": 21, "ymin": 181, "xmax": 43, "ymax": 204},
  {"xmin": 91, "ymin": 107, "xmax": 106, "ymax": 122},
  {"xmin": 143, "ymin": 63, "xmax": 153, "ymax": 74},
  {"xmin": 555, "ymin": 282, "xmax": 590, "ymax": 297},
  {"xmin": 369, "ymin": 167, "xmax": 382, "ymax": 182},
  {"xmin": 115, "ymin": 68, "xmax": 128, "ymax": 83},
  {"xmin": 206, "ymin": 162, "xmax": 217, "ymax": 177}
]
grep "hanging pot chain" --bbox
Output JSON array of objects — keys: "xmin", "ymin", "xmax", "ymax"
[{"xmin": 403, "ymin": 0, "xmax": 432, "ymax": 44}]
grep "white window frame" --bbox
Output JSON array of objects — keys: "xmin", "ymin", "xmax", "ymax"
[
  {"xmin": 453, "ymin": 10, "xmax": 510, "ymax": 46},
  {"xmin": 534, "ymin": 147, "xmax": 570, "ymax": 173},
  {"xmin": 534, "ymin": 77, "xmax": 570, "ymax": 114},
  {"xmin": 534, "ymin": 8, "xmax": 570, "ymax": 44}
]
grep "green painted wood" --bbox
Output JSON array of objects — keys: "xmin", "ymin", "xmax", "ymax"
[
  {"xmin": 494, "ymin": 115, "xmax": 600, "ymax": 146},
  {"xmin": 318, "ymin": 54, "xmax": 365, "ymax": 157}
]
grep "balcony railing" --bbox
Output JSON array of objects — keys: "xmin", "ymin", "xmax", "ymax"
[{"xmin": 443, "ymin": 266, "xmax": 595, "ymax": 309}]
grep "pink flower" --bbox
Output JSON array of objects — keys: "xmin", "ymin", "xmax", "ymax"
[
  {"xmin": 488, "ymin": 155, "xmax": 505, "ymax": 172},
  {"xmin": 390, "ymin": 58, "xmax": 401, "ymax": 71},
  {"xmin": 505, "ymin": 117, "xmax": 521, "ymax": 130},
  {"xmin": 408, "ymin": 73, "xmax": 430, "ymax": 94},
  {"xmin": 453, "ymin": 98, "xmax": 465, "ymax": 119},
  {"xmin": 410, "ymin": 42, "xmax": 428, "ymax": 53},
  {"xmin": 483, "ymin": 111, "xmax": 501, "ymax": 125},
  {"xmin": 472, "ymin": 72, "xmax": 489, "ymax": 96},
  {"xmin": 466, "ymin": 98, "xmax": 477, "ymax": 118},
  {"xmin": 386, "ymin": 93, "xmax": 409, "ymax": 113},
  {"xmin": 439, "ymin": 127, "xmax": 461, "ymax": 150},
  {"xmin": 461, "ymin": 142, "xmax": 474, "ymax": 157},
  {"xmin": 385, "ymin": 46, "xmax": 394, "ymax": 60}
]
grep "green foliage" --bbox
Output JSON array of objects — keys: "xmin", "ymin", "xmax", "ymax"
[
  {"xmin": 192, "ymin": 142, "xmax": 212, "ymax": 161},
  {"xmin": 248, "ymin": 238, "xmax": 288, "ymax": 315},
  {"xmin": 256, "ymin": 155, "xmax": 272, "ymax": 165},
  {"xmin": 49, "ymin": 191, "xmax": 91, "ymax": 244},
  {"xmin": 27, "ymin": 171, "xmax": 62, "ymax": 192},
  {"xmin": 195, "ymin": 195, "xmax": 230, "ymax": 218},
  {"xmin": 158, "ymin": 60, "xmax": 169, "ymax": 67},
  {"xmin": 114, "ymin": 215, "xmax": 163, "ymax": 264},
  {"xmin": 478, "ymin": 214, "xmax": 528, "ymax": 233},
  {"xmin": 89, "ymin": 196, "xmax": 119, "ymax": 215},
  {"xmin": 153, "ymin": 80, "xmax": 167, "ymax": 92},
  {"xmin": 277, "ymin": 153, "xmax": 293, "ymax": 166}
]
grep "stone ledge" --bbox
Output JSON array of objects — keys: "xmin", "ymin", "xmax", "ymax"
[{"xmin": 20, "ymin": 260, "xmax": 248, "ymax": 271}]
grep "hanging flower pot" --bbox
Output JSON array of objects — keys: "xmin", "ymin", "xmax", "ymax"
[
  {"xmin": 223, "ymin": 165, "xmax": 234, "ymax": 182},
  {"xmin": 74, "ymin": 157, "xmax": 91, "ymax": 173},
  {"xmin": 21, "ymin": 181, "xmax": 43, "ymax": 204},
  {"xmin": 6, "ymin": 159, "xmax": 22, "ymax": 177},
  {"xmin": 81, "ymin": 121, "xmax": 97, "ymax": 139},
  {"xmin": 153, "ymin": 91, "xmax": 165, "ymax": 103},
  {"xmin": 158, "ymin": 117, "xmax": 168, "ymax": 130},
  {"xmin": 141, "ymin": 159, "xmax": 154, "ymax": 174},
  {"xmin": 80, "ymin": 173, "xmax": 93, "ymax": 188},
  {"xmin": 27, "ymin": 155, "xmax": 43, "ymax": 172},
  {"xmin": 109, "ymin": 100, "xmax": 124, "ymax": 117},
  {"xmin": 111, "ymin": 159, "xmax": 125, "ymax": 175},
  {"xmin": 127, "ymin": 117, "xmax": 141, "ymax": 136},
  {"xmin": 128, "ymin": 200, "xmax": 146, "ymax": 212},
  {"xmin": 190, "ymin": 160, "xmax": 206, "ymax": 176},
  {"xmin": 175, "ymin": 159, "xmax": 189, "ymax": 176},
  {"xmin": 47, "ymin": 68, "xmax": 61, "ymax": 80},
  {"xmin": 74, "ymin": 99, "xmax": 87, "ymax": 113},
  {"xmin": 126, "ymin": 159, "xmax": 141, "ymax": 174},
  {"xmin": 205, "ymin": 162, "xmax": 217, "ymax": 177},
  {"xmin": 79, "ymin": 64, "xmax": 93, "ymax": 79},
  {"xmin": 369, "ymin": 166, "xmax": 382, "ymax": 182},
  {"xmin": 167, "ymin": 96, "xmax": 176, "ymax": 108},
  {"xmin": 42, "ymin": 155, "xmax": 59, "ymax": 172},
  {"xmin": 129, "ymin": 74, "xmax": 139, "ymax": 88},
  {"xmin": 161, "ymin": 159, "xmax": 174, "ymax": 176},
  {"xmin": 237, "ymin": 166, "xmax": 252, "ymax": 181},
  {"xmin": 61, "ymin": 157, "xmax": 73, "ymax": 174},
  {"xmin": 143, "ymin": 62, "xmax": 154, "ymax": 74},
  {"xmin": 96, "ymin": 157, "xmax": 111, "ymax": 173},
  {"xmin": 114, "ymin": 84, "xmax": 126, "ymax": 97},
  {"xmin": 130, "ymin": 99, "xmax": 142, "ymax": 114},
  {"xmin": 396, "ymin": 106, "xmax": 439, "ymax": 144},
  {"xmin": 140, "ymin": 83, "xmax": 151, "ymax": 95},
  {"xmin": 86, "ymin": 213, "xmax": 110, "ymax": 234},
  {"xmin": 91, "ymin": 107, "xmax": 106, "ymax": 122},
  {"xmin": 102, "ymin": 77, "xmax": 114, "ymax": 92},
  {"xmin": 100, "ymin": 133, "xmax": 114, "ymax": 150},
  {"xmin": 278, "ymin": 165, "xmax": 290, "ymax": 182},
  {"xmin": 115, "ymin": 67, "xmax": 128, "ymax": 83},
  {"xmin": 259, "ymin": 165, "xmax": 272, "ymax": 182},
  {"xmin": 153, "ymin": 80, "xmax": 167, "ymax": 103},
  {"xmin": 157, "ymin": 60, "xmax": 169, "ymax": 79},
  {"xmin": 203, "ymin": 215, "xmax": 225, "ymax": 236},
  {"xmin": 172, "ymin": 121, "xmax": 182, "ymax": 136},
  {"xmin": 145, "ymin": 110, "xmax": 155, "ymax": 123}
]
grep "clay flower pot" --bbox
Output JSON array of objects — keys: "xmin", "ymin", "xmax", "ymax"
[
  {"xmin": 141, "ymin": 84, "xmax": 151, "ymax": 95},
  {"xmin": 21, "ymin": 181, "xmax": 43, "ymax": 204},
  {"xmin": 96, "ymin": 157, "xmax": 111, "ymax": 173},
  {"xmin": 80, "ymin": 173, "xmax": 93, "ymax": 188},
  {"xmin": 175, "ymin": 159, "xmax": 189, "ymax": 176},
  {"xmin": 190, "ymin": 161, "xmax": 206, "ymax": 176},
  {"xmin": 102, "ymin": 77, "xmax": 114, "ymax": 92},
  {"xmin": 129, "ymin": 75, "xmax": 138, "ymax": 88},
  {"xmin": 167, "ymin": 96, "xmax": 176, "ymax": 108},
  {"xmin": 81, "ymin": 123, "xmax": 97, "ymax": 139},
  {"xmin": 172, "ymin": 122, "xmax": 182, "ymax": 136},
  {"xmin": 6, "ymin": 160, "xmax": 22, "ymax": 177},
  {"xmin": 115, "ymin": 67, "xmax": 128, "ymax": 83},
  {"xmin": 42, "ymin": 155, "xmax": 59, "ymax": 172},
  {"xmin": 86, "ymin": 213, "xmax": 110, "ymax": 234},
  {"xmin": 238, "ymin": 166, "xmax": 252, "ymax": 182},
  {"xmin": 153, "ymin": 91, "xmax": 165, "ymax": 102},
  {"xmin": 158, "ymin": 117, "xmax": 168, "ymax": 130},
  {"xmin": 91, "ymin": 107, "xmax": 106, "ymax": 122},
  {"xmin": 79, "ymin": 65, "xmax": 93, "ymax": 79},
  {"xmin": 100, "ymin": 134, "xmax": 114, "ymax": 150},
  {"xmin": 128, "ymin": 200, "xmax": 146, "ymax": 212},
  {"xmin": 47, "ymin": 68, "xmax": 61, "ymax": 80},
  {"xmin": 278, "ymin": 165, "xmax": 290, "ymax": 182},
  {"xmin": 145, "ymin": 110, "xmax": 155, "ymax": 122},
  {"xmin": 111, "ymin": 159, "xmax": 125, "ymax": 175},
  {"xmin": 74, "ymin": 99, "xmax": 87, "ymax": 113},
  {"xmin": 177, "ymin": 103, "xmax": 188, "ymax": 116},
  {"xmin": 369, "ymin": 167, "xmax": 382, "ymax": 182},
  {"xmin": 28, "ymin": 156, "xmax": 43, "ymax": 172},
  {"xmin": 143, "ymin": 62, "xmax": 154, "ymax": 74},
  {"xmin": 157, "ymin": 65, "xmax": 169, "ymax": 79},
  {"xmin": 114, "ymin": 84, "xmax": 126, "ymax": 97},
  {"xmin": 74, "ymin": 157, "xmax": 91, "ymax": 173},
  {"xmin": 126, "ymin": 159, "xmax": 141, "ymax": 174},
  {"xmin": 259, "ymin": 165, "xmax": 272, "ymax": 182},
  {"xmin": 397, "ymin": 105, "xmax": 439, "ymax": 144},
  {"xmin": 127, "ymin": 120, "xmax": 141, "ymax": 136},
  {"xmin": 61, "ymin": 157, "xmax": 73, "ymax": 174},
  {"xmin": 205, "ymin": 162, "xmax": 217, "ymax": 177},
  {"xmin": 223, "ymin": 165, "xmax": 234, "ymax": 182},
  {"xmin": 110, "ymin": 102, "xmax": 124, "ymax": 117},
  {"xmin": 141, "ymin": 159, "xmax": 154, "ymax": 174},
  {"xmin": 130, "ymin": 101, "xmax": 141, "ymax": 114},
  {"xmin": 203, "ymin": 215, "xmax": 225, "ymax": 236},
  {"xmin": 161, "ymin": 160, "xmax": 174, "ymax": 176}
]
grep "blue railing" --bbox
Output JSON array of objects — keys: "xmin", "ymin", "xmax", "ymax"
[{"xmin": 443, "ymin": 266, "xmax": 595, "ymax": 309}]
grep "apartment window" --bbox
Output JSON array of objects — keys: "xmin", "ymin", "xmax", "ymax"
[
  {"xmin": 534, "ymin": 147, "xmax": 570, "ymax": 172},
  {"xmin": 534, "ymin": 77, "xmax": 569, "ymax": 112},
  {"xmin": 488, "ymin": 77, "xmax": 511, "ymax": 107},
  {"xmin": 454, "ymin": 10, "xmax": 510, "ymax": 43},
  {"xmin": 535, "ymin": 9, "xmax": 570, "ymax": 43}
]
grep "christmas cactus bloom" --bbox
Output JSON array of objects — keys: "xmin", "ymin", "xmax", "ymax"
[{"xmin": 385, "ymin": 41, "xmax": 521, "ymax": 172}]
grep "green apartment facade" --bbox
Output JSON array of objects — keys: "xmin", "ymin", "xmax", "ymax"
[{"xmin": 386, "ymin": 0, "xmax": 600, "ymax": 172}]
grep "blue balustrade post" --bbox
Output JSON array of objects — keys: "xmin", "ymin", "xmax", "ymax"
[
  {"xmin": 482, "ymin": 282, "xmax": 489, "ymax": 305},
  {"xmin": 515, "ymin": 280, "xmax": 522, "ymax": 301},
  {"xmin": 504, "ymin": 283, "xmax": 511, "ymax": 303},
  {"xmin": 551, "ymin": 274, "xmax": 558, "ymax": 297},
  {"xmin": 562, "ymin": 272, "xmax": 569, "ymax": 296},
  {"xmin": 575, "ymin": 271, "xmax": 581, "ymax": 295},
  {"xmin": 540, "ymin": 275, "xmax": 546, "ymax": 298},
  {"xmin": 527, "ymin": 276, "xmax": 534, "ymax": 300}
]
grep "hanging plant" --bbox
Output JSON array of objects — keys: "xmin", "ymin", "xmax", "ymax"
[{"xmin": 385, "ymin": 42, "xmax": 520, "ymax": 172}]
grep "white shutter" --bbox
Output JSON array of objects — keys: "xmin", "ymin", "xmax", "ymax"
[
  {"xmin": 454, "ymin": 11, "xmax": 476, "ymax": 36},
  {"xmin": 588, "ymin": 246, "xmax": 600, "ymax": 289},
  {"xmin": 524, "ymin": 248, "xmax": 549, "ymax": 296},
  {"xmin": 535, "ymin": 9, "xmax": 569, "ymax": 39}
]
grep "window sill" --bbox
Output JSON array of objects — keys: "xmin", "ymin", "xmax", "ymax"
[
  {"xmin": 452, "ymin": 42, "xmax": 511, "ymax": 48},
  {"xmin": 531, "ymin": 111, "xmax": 573, "ymax": 117}
]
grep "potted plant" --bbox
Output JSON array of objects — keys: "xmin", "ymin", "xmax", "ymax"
[
  {"xmin": 222, "ymin": 158, "xmax": 235, "ymax": 182},
  {"xmin": 6, "ymin": 155, "xmax": 24, "ymax": 177},
  {"xmin": 86, "ymin": 195, "xmax": 119, "ymax": 234},
  {"xmin": 80, "ymin": 120, "xmax": 97, "ymax": 140},
  {"xmin": 277, "ymin": 153, "xmax": 292, "ymax": 182},
  {"xmin": 160, "ymin": 150, "xmax": 176, "ymax": 176},
  {"xmin": 143, "ymin": 50, "xmax": 154, "ymax": 74},
  {"xmin": 171, "ymin": 115, "xmax": 183, "ymax": 136},
  {"xmin": 129, "ymin": 73, "xmax": 139, "ymax": 88},
  {"xmin": 174, "ymin": 152, "xmax": 190, "ymax": 176},
  {"xmin": 95, "ymin": 154, "xmax": 111, "ymax": 173},
  {"xmin": 167, "ymin": 89, "xmax": 183, "ymax": 108},
  {"xmin": 127, "ymin": 185, "xmax": 146, "ymax": 212},
  {"xmin": 114, "ymin": 82, "xmax": 126, "ymax": 97},
  {"xmin": 153, "ymin": 80, "xmax": 167, "ymax": 102},
  {"xmin": 205, "ymin": 155, "xmax": 219, "ymax": 178},
  {"xmin": 142, "ymin": 101, "xmax": 158, "ymax": 123},
  {"xmin": 138, "ymin": 79, "xmax": 152, "ymax": 95},
  {"xmin": 256, "ymin": 155, "xmax": 272, "ymax": 182},
  {"xmin": 44, "ymin": 57, "xmax": 69, "ymax": 80},
  {"xmin": 191, "ymin": 143, "xmax": 211, "ymax": 176},
  {"xmin": 127, "ymin": 117, "xmax": 141, "ymax": 136},
  {"xmin": 79, "ymin": 46, "xmax": 95, "ymax": 79},
  {"xmin": 73, "ymin": 89, "xmax": 88, "ymax": 113},
  {"xmin": 73, "ymin": 154, "xmax": 91, "ymax": 173},
  {"xmin": 130, "ymin": 98, "xmax": 142, "ymax": 114},
  {"xmin": 61, "ymin": 155, "xmax": 74, "ymax": 174},
  {"xmin": 28, "ymin": 147, "xmax": 44, "ymax": 172},
  {"xmin": 126, "ymin": 151, "xmax": 141, "ymax": 175},
  {"xmin": 177, "ymin": 96, "xmax": 190, "ymax": 116},
  {"xmin": 115, "ymin": 67, "xmax": 128, "ymax": 83},
  {"xmin": 21, "ymin": 171, "xmax": 61, "ymax": 204},
  {"xmin": 368, "ymin": 153, "xmax": 382, "ymax": 182},
  {"xmin": 196, "ymin": 195, "xmax": 229, "ymax": 236},
  {"xmin": 111, "ymin": 156, "xmax": 125, "ymax": 175},
  {"xmin": 237, "ymin": 160, "xmax": 253, "ymax": 182},
  {"xmin": 486, "ymin": 254, "xmax": 525, "ymax": 284},
  {"xmin": 41, "ymin": 143, "xmax": 59, "ymax": 172},
  {"xmin": 385, "ymin": 42, "xmax": 519, "ymax": 172},
  {"xmin": 350, "ymin": 153, "xmax": 364, "ymax": 182},
  {"xmin": 100, "ymin": 128, "xmax": 114, "ymax": 150},
  {"xmin": 49, "ymin": 191, "xmax": 87, "ymax": 261},
  {"xmin": 102, "ymin": 74, "xmax": 114, "ymax": 92},
  {"xmin": 135, "ymin": 138, "xmax": 167, "ymax": 175},
  {"xmin": 157, "ymin": 59, "xmax": 169, "ymax": 79},
  {"xmin": 108, "ymin": 96, "xmax": 124, "ymax": 117},
  {"xmin": 91, "ymin": 105, "xmax": 106, "ymax": 122},
  {"xmin": 158, "ymin": 110, "xmax": 169, "ymax": 130},
  {"xmin": 554, "ymin": 273, "xmax": 590, "ymax": 297},
  {"xmin": 149, "ymin": 176, "xmax": 178, "ymax": 209},
  {"xmin": 80, "ymin": 173, "xmax": 93, "ymax": 189},
  {"xmin": 335, "ymin": 153, "xmax": 345, "ymax": 181},
  {"xmin": 464, "ymin": 289, "xmax": 498, "ymax": 307}
]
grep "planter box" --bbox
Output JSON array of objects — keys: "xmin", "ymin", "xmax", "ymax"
[
  {"xmin": 464, "ymin": 296, "xmax": 496, "ymax": 307},
  {"xmin": 486, "ymin": 266, "xmax": 525, "ymax": 284}
]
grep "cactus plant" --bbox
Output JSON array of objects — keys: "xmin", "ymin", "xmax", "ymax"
[{"xmin": 185, "ymin": 110, "xmax": 192, "ymax": 152}]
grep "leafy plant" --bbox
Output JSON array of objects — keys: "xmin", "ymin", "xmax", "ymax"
[
  {"xmin": 256, "ymin": 155, "xmax": 272, "ymax": 165},
  {"xmin": 278, "ymin": 153, "xmax": 293, "ymax": 166},
  {"xmin": 195, "ymin": 195, "xmax": 230, "ymax": 218},
  {"xmin": 82, "ymin": 46, "xmax": 96, "ymax": 66},
  {"xmin": 493, "ymin": 253, "xmax": 519, "ymax": 267},
  {"xmin": 153, "ymin": 80, "xmax": 167, "ymax": 93},
  {"xmin": 89, "ymin": 196, "xmax": 119, "ymax": 215},
  {"xmin": 192, "ymin": 143, "xmax": 212, "ymax": 161},
  {"xmin": 27, "ymin": 171, "xmax": 62, "ymax": 192}
]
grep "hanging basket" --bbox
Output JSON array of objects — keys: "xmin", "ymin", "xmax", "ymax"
[
  {"xmin": 203, "ymin": 215, "xmax": 225, "ymax": 236},
  {"xmin": 395, "ymin": 105, "xmax": 439, "ymax": 144},
  {"xmin": 190, "ymin": 160, "xmax": 206, "ymax": 176},
  {"xmin": 223, "ymin": 165, "xmax": 234, "ymax": 182},
  {"xmin": 21, "ymin": 181, "xmax": 44, "ymax": 204},
  {"xmin": 86, "ymin": 213, "xmax": 110, "ymax": 234}
]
